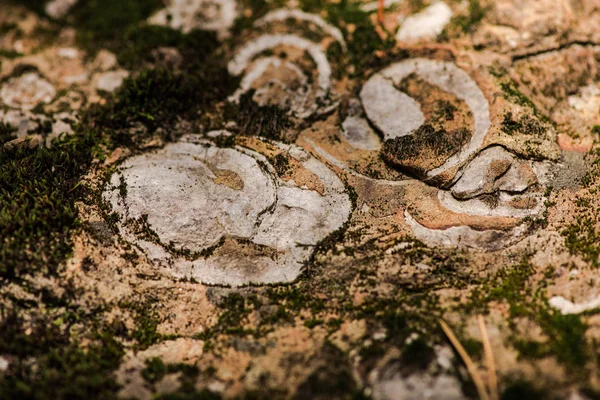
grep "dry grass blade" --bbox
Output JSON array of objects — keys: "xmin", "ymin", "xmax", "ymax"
[
  {"xmin": 478, "ymin": 315, "xmax": 499, "ymax": 400},
  {"xmin": 440, "ymin": 319, "xmax": 490, "ymax": 400}
]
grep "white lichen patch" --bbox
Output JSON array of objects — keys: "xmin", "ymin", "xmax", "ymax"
[
  {"xmin": 360, "ymin": 58, "xmax": 490, "ymax": 178},
  {"xmin": 395, "ymin": 1, "xmax": 453, "ymax": 42},
  {"xmin": 549, "ymin": 295, "xmax": 600, "ymax": 315},
  {"xmin": 0, "ymin": 72, "xmax": 56, "ymax": 110},
  {"xmin": 148, "ymin": 0, "xmax": 237, "ymax": 39},
  {"xmin": 105, "ymin": 135, "xmax": 351, "ymax": 286},
  {"xmin": 405, "ymin": 210, "xmax": 528, "ymax": 251}
]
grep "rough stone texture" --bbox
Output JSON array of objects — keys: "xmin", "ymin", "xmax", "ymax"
[{"xmin": 6, "ymin": 2, "xmax": 600, "ymax": 400}]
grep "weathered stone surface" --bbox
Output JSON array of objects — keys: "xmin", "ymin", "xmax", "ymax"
[{"xmin": 6, "ymin": 2, "xmax": 600, "ymax": 399}]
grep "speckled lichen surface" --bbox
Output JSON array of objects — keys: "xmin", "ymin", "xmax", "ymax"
[{"xmin": 3, "ymin": 0, "xmax": 600, "ymax": 399}]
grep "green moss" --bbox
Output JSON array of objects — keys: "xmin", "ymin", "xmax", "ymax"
[
  {"xmin": 347, "ymin": 19, "xmax": 395, "ymax": 77},
  {"xmin": 465, "ymin": 258, "xmax": 590, "ymax": 372},
  {"xmin": 500, "ymin": 82, "xmax": 537, "ymax": 109},
  {"xmin": 225, "ymin": 90, "xmax": 293, "ymax": 142},
  {"xmin": 0, "ymin": 122, "xmax": 17, "ymax": 145},
  {"xmin": 141, "ymin": 357, "xmax": 167, "ymax": 384},
  {"xmin": 126, "ymin": 301, "xmax": 164, "ymax": 349},
  {"xmin": 0, "ymin": 131, "xmax": 97, "ymax": 280},
  {"xmin": 501, "ymin": 380, "xmax": 547, "ymax": 400},
  {"xmin": 0, "ymin": 311, "xmax": 124, "ymax": 400},
  {"xmin": 499, "ymin": 81, "xmax": 551, "ymax": 124},
  {"xmin": 70, "ymin": 0, "xmax": 163, "ymax": 55},
  {"xmin": 382, "ymin": 124, "xmax": 470, "ymax": 178},
  {"xmin": 0, "ymin": 49, "xmax": 23, "ymax": 59},
  {"xmin": 304, "ymin": 318, "xmax": 324, "ymax": 328},
  {"xmin": 453, "ymin": 0, "xmax": 487, "ymax": 33},
  {"xmin": 562, "ymin": 215, "xmax": 600, "ymax": 267},
  {"xmin": 115, "ymin": 26, "xmax": 221, "ymax": 71}
]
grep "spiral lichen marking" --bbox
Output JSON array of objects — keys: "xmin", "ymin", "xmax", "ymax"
[
  {"xmin": 254, "ymin": 8, "xmax": 347, "ymax": 51},
  {"xmin": 229, "ymin": 57, "xmax": 308, "ymax": 103},
  {"xmin": 228, "ymin": 34, "xmax": 332, "ymax": 99},
  {"xmin": 104, "ymin": 135, "xmax": 351, "ymax": 286},
  {"xmin": 360, "ymin": 58, "xmax": 491, "ymax": 178}
]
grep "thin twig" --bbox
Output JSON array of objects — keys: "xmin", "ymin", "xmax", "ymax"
[
  {"xmin": 478, "ymin": 315, "xmax": 499, "ymax": 400},
  {"xmin": 440, "ymin": 319, "xmax": 490, "ymax": 400},
  {"xmin": 377, "ymin": 0, "xmax": 384, "ymax": 24}
]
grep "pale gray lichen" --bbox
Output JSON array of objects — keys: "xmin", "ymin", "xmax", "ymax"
[
  {"xmin": 104, "ymin": 135, "xmax": 351, "ymax": 286},
  {"xmin": 361, "ymin": 58, "xmax": 490, "ymax": 178},
  {"xmin": 395, "ymin": 2, "xmax": 453, "ymax": 42}
]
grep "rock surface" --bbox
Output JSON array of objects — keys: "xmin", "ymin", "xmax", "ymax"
[{"xmin": 4, "ymin": 2, "xmax": 600, "ymax": 399}]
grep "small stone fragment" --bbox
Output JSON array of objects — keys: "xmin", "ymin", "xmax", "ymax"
[
  {"xmin": 396, "ymin": 2, "xmax": 453, "ymax": 42},
  {"xmin": 340, "ymin": 99, "xmax": 381, "ymax": 151},
  {"xmin": 95, "ymin": 70, "xmax": 129, "ymax": 93},
  {"xmin": 0, "ymin": 72, "xmax": 56, "ymax": 110},
  {"xmin": 45, "ymin": 0, "xmax": 77, "ymax": 19},
  {"xmin": 451, "ymin": 146, "xmax": 515, "ymax": 199}
]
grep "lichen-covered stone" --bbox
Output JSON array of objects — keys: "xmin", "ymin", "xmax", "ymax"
[
  {"xmin": 105, "ymin": 135, "xmax": 351, "ymax": 286},
  {"xmin": 361, "ymin": 59, "xmax": 490, "ymax": 180}
]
